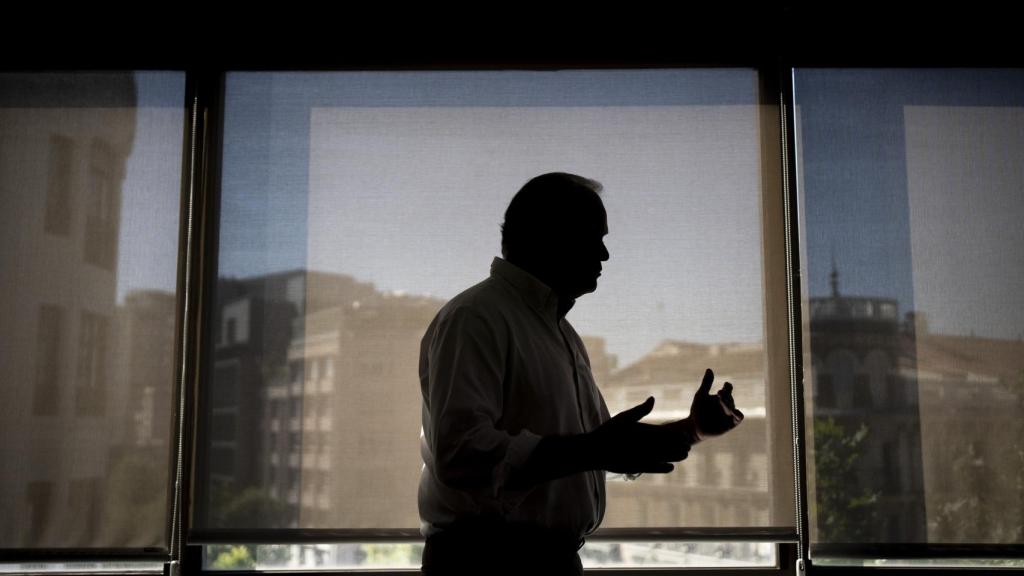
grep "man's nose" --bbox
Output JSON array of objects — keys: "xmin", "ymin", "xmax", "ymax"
[{"xmin": 600, "ymin": 243, "xmax": 610, "ymax": 261}]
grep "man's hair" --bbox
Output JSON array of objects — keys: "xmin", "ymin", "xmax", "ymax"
[{"xmin": 501, "ymin": 172, "xmax": 604, "ymax": 260}]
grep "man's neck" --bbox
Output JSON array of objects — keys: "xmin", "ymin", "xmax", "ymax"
[
  {"xmin": 506, "ymin": 256, "xmax": 573, "ymax": 318},
  {"xmin": 556, "ymin": 295, "xmax": 575, "ymax": 319}
]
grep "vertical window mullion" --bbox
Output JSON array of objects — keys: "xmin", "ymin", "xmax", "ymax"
[
  {"xmin": 172, "ymin": 69, "xmax": 224, "ymax": 575},
  {"xmin": 778, "ymin": 63, "xmax": 811, "ymax": 573}
]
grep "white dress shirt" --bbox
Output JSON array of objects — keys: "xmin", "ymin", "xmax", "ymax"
[{"xmin": 418, "ymin": 257, "xmax": 611, "ymax": 541}]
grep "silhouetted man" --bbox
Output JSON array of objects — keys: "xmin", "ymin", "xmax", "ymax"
[{"xmin": 418, "ymin": 173, "xmax": 744, "ymax": 575}]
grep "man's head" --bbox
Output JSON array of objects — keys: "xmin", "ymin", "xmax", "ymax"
[{"xmin": 501, "ymin": 172, "xmax": 609, "ymax": 300}]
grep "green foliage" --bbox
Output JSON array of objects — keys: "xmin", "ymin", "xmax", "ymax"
[
  {"xmin": 813, "ymin": 417, "xmax": 880, "ymax": 542},
  {"xmin": 209, "ymin": 545, "xmax": 255, "ymax": 569},
  {"xmin": 208, "ymin": 479, "xmax": 291, "ymax": 528},
  {"xmin": 932, "ymin": 370, "xmax": 1024, "ymax": 543},
  {"xmin": 98, "ymin": 449, "xmax": 167, "ymax": 546},
  {"xmin": 358, "ymin": 543, "xmax": 422, "ymax": 567},
  {"xmin": 203, "ymin": 484, "xmax": 293, "ymax": 569},
  {"xmin": 259, "ymin": 544, "xmax": 294, "ymax": 566}
]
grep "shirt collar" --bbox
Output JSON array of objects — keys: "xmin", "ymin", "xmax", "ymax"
[{"xmin": 490, "ymin": 257, "xmax": 574, "ymax": 320}]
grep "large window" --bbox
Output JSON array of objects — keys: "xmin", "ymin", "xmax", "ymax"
[
  {"xmin": 192, "ymin": 69, "xmax": 795, "ymax": 569},
  {"xmin": 3, "ymin": 65, "xmax": 1023, "ymax": 575},
  {"xmin": 0, "ymin": 72, "xmax": 185, "ymax": 558},
  {"xmin": 796, "ymin": 68, "xmax": 1024, "ymax": 563}
]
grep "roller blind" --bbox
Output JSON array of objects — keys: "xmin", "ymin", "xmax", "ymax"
[
  {"xmin": 194, "ymin": 69, "xmax": 795, "ymax": 535},
  {"xmin": 796, "ymin": 68, "xmax": 1024, "ymax": 551},
  {"xmin": 0, "ymin": 72, "xmax": 185, "ymax": 550}
]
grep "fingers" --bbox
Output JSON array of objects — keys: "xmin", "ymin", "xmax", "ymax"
[
  {"xmin": 719, "ymin": 383, "xmax": 736, "ymax": 410},
  {"xmin": 717, "ymin": 392, "xmax": 743, "ymax": 427},
  {"xmin": 646, "ymin": 463, "xmax": 674, "ymax": 474},
  {"xmin": 614, "ymin": 396, "xmax": 654, "ymax": 424},
  {"xmin": 697, "ymin": 368, "xmax": 714, "ymax": 396},
  {"xmin": 671, "ymin": 445, "xmax": 691, "ymax": 462},
  {"xmin": 626, "ymin": 462, "xmax": 674, "ymax": 474}
]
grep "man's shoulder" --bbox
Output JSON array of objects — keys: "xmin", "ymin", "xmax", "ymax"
[
  {"xmin": 437, "ymin": 275, "xmax": 516, "ymax": 318},
  {"xmin": 423, "ymin": 276, "xmax": 517, "ymax": 346}
]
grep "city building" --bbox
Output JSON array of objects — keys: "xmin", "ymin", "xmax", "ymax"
[
  {"xmin": 806, "ymin": 264, "xmax": 926, "ymax": 542},
  {"xmin": 600, "ymin": 339, "xmax": 773, "ymax": 529},
  {"xmin": 285, "ymin": 283, "xmax": 443, "ymax": 528},
  {"xmin": 0, "ymin": 73, "xmax": 137, "ymax": 547},
  {"xmin": 914, "ymin": 329, "xmax": 1024, "ymax": 543}
]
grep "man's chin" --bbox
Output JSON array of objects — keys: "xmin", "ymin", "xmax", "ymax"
[{"xmin": 573, "ymin": 280, "xmax": 599, "ymax": 298}]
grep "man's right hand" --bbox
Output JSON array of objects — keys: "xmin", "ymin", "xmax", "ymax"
[{"xmin": 585, "ymin": 397, "xmax": 692, "ymax": 475}]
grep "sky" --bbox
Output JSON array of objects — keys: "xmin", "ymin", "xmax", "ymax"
[
  {"xmin": 903, "ymin": 105, "xmax": 1024, "ymax": 339},
  {"xmin": 114, "ymin": 72, "xmax": 185, "ymax": 304},
  {"xmin": 216, "ymin": 70, "xmax": 765, "ymax": 367},
  {"xmin": 304, "ymin": 103, "xmax": 766, "ymax": 366},
  {"xmin": 795, "ymin": 68, "xmax": 1024, "ymax": 341}
]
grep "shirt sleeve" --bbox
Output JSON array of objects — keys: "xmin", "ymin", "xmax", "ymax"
[{"xmin": 423, "ymin": 304, "xmax": 542, "ymax": 513}]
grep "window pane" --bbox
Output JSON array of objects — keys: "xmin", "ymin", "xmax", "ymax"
[
  {"xmin": 201, "ymin": 541, "xmax": 775, "ymax": 570},
  {"xmin": 814, "ymin": 558, "xmax": 1024, "ymax": 568},
  {"xmin": 0, "ymin": 72, "xmax": 185, "ymax": 549},
  {"xmin": 796, "ymin": 69, "xmax": 1024, "ymax": 547},
  {"xmin": 197, "ymin": 70, "xmax": 793, "ymax": 533},
  {"xmin": 0, "ymin": 561, "xmax": 164, "ymax": 574}
]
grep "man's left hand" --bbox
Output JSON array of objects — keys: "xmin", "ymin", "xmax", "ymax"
[{"xmin": 688, "ymin": 368, "xmax": 744, "ymax": 440}]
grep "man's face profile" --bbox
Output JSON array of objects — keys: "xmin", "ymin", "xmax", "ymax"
[
  {"xmin": 531, "ymin": 197, "xmax": 609, "ymax": 301},
  {"xmin": 503, "ymin": 173, "xmax": 610, "ymax": 301},
  {"xmin": 552, "ymin": 203, "xmax": 609, "ymax": 299}
]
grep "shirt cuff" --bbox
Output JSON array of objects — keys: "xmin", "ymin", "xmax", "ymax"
[{"xmin": 491, "ymin": 428, "xmax": 543, "ymax": 511}]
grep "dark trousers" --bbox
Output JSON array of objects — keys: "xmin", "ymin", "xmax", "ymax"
[{"xmin": 421, "ymin": 519, "xmax": 584, "ymax": 576}]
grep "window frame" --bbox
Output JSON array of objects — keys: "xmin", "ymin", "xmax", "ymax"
[
  {"xmin": 0, "ymin": 69, "xmax": 193, "ymax": 567},
  {"xmin": 789, "ymin": 65, "xmax": 1024, "ymax": 571},
  {"xmin": 4, "ymin": 54, "xmax": 1024, "ymax": 576},
  {"xmin": 180, "ymin": 62, "xmax": 804, "ymax": 575}
]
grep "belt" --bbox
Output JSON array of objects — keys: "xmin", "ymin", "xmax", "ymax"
[
  {"xmin": 430, "ymin": 518, "xmax": 584, "ymax": 549},
  {"xmin": 423, "ymin": 518, "xmax": 585, "ymax": 570}
]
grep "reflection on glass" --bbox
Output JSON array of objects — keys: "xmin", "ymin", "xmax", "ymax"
[
  {"xmin": 581, "ymin": 541, "xmax": 774, "ymax": 568},
  {"xmin": 199, "ymin": 69, "xmax": 791, "ymax": 534},
  {"xmin": 814, "ymin": 557, "xmax": 1024, "ymax": 568},
  {"xmin": 797, "ymin": 69, "xmax": 1024, "ymax": 546},
  {"xmin": 204, "ymin": 543, "xmax": 423, "ymax": 571},
  {"xmin": 0, "ymin": 562, "xmax": 164, "ymax": 574},
  {"xmin": 201, "ymin": 541, "xmax": 774, "ymax": 570},
  {"xmin": 0, "ymin": 72, "xmax": 185, "ymax": 549}
]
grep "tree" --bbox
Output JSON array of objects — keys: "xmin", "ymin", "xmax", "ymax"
[
  {"xmin": 812, "ymin": 417, "xmax": 879, "ymax": 542},
  {"xmin": 208, "ymin": 479, "xmax": 292, "ymax": 528},
  {"xmin": 208, "ymin": 544, "xmax": 256, "ymax": 569},
  {"xmin": 98, "ymin": 449, "xmax": 167, "ymax": 547}
]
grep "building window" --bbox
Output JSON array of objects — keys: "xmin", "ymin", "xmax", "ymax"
[
  {"xmin": 225, "ymin": 318, "xmax": 237, "ymax": 345},
  {"xmin": 212, "ymin": 413, "xmax": 237, "ymax": 443},
  {"xmin": 33, "ymin": 304, "xmax": 64, "ymax": 416},
  {"xmin": 25, "ymin": 481, "xmax": 53, "ymax": 545},
  {"xmin": 75, "ymin": 311, "xmax": 109, "ymax": 416},
  {"xmin": 82, "ymin": 139, "xmax": 119, "ymax": 269},
  {"xmin": 44, "ymin": 134, "xmax": 73, "ymax": 236},
  {"xmin": 853, "ymin": 373, "xmax": 873, "ymax": 408},
  {"xmin": 212, "ymin": 363, "xmax": 240, "ymax": 409},
  {"xmin": 887, "ymin": 374, "xmax": 904, "ymax": 408},
  {"xmin": 209, "ymin": 447, "xmax": 236, "ymax": 479},
  {"xmin": 67, "ymin": 478, "xmax": 101, "ymax": 546},
  {"xmin": 816, "ymin": 374, "xmax": 835, "ymax": 409},
  {"xmin": 713, "ymin": 453, "xmax": 735, "ymax": 489}
]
